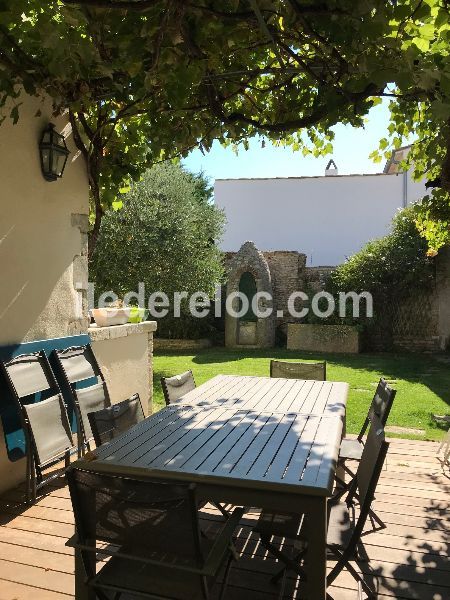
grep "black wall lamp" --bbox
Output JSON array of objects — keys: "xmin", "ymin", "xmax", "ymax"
[{"xmin": 39, "ymin": 123, "xmax": 70, "ymax": 181}]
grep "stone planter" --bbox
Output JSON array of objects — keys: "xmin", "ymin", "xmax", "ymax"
[
  {"xmin": 287, "ymin": 324, "xmax": 360, "ymax": 353},
  {"xmin": 153, "ymin": 338, "xmax": 213, "ymax": 352}
]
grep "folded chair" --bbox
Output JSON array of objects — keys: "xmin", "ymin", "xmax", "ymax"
[
  {"xmin": 270, "ymin": 360, "xmax": 326, "ymax": 381},
  {"xmin": 1, "ymin": 351, "xmax": 75, "ymax": 503},
  {"xmin": 87, "ymin": 394, "xmax": 145, "ymax": 446},
  {"xmin": 254, "ymin": 417, "xmax": 389, "ymax": 600},
  {"xmin": 66, "ymin": 462, "xmax": 245, "ymax": 600},
  {"xmin": 161, "ymin": 370, "xmax": 196, "ymax": 405},
  {"xmin": 52, "ymin": 345, "xmax": 111, "ymax": 456}
]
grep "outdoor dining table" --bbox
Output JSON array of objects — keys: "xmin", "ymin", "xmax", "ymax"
[{"xmin": 74, "ymin": 374, "xmax": 348, "ymax": 600}]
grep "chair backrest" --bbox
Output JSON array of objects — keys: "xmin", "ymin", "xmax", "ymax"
[
  {"xmin": 75, "ymin": 382, "xmax": 110, "ymax": 441},
  {"xmin": 52, "ymin": 345, "xmax": 110, "ymax": 445},
  {"xmin": 270, "ymin": 360, "xmax": 326, "ymax": 381},
  {"xmin": 52, "ymin": 344, "xmax": 107, "ymax": 388},
  {"xmin": 358, "ymin": 378, "xmax": 396, "ymax": 440},
  {"xmin": 0, "ymin": 351, "xmax": 73, "ymax": 465},
  {"xmin": 23, "ymin": 394, "xmax": 73, "ymax": 465},
  {"xmin": 88, "ymin": 394, "xmax": 144, "ymax": 446},
  {"xmin": 161, "ymin": 370, "xmax": 196, "ymax": 405},
  {"xmin": 1, "ymin": 351, "xmax": 60, "ymax": 400},
  {"xmin": 67, "ymin": 464, "xmax": 204, "ymax": 568}
]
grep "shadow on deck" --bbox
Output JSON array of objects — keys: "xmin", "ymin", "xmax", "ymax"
[{"xmin": 0, "ymin": 438, "xmax": 448, "ymax": 599}]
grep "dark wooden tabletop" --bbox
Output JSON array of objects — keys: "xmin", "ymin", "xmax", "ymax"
[
  {"xmin": 93, "ymin": 403, "xmax": 344, "ymax": 496},
  {"xmin": 173, "ymin": 374, "xmax": 348, "ymax": 417}
]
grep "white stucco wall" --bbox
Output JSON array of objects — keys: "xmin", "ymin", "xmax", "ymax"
[
  {"xmin": 90, "ymin": 321, "xmax": 157, "ymax": 415},
  {"xmin": 0, "ymin": 90, "xmax": 90, "ymax": 345},
  {"xmin": 215, "ymin": 171, "xmax": 427, "ymax": 265}
]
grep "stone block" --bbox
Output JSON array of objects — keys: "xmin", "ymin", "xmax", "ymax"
[{"xmin": 287, "ymin": 324, "xmax": 360, "ymax": 353}]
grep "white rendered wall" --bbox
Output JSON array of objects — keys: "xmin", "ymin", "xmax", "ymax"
[{"xmin": 215, "ymin": 172, "xmax": 427, "ymax": 266}]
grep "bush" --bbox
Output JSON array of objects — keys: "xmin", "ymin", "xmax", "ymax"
[
  {"xmin": 328, "ymin": 204, "xmax": 434, "ymax": 296},
  {"xmin": 91, "ymin": 163, "xmax": 226, "ymax": 338}
]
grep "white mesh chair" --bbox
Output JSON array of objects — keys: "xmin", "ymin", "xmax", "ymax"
[
  {"xmin": 438, "ymin": 427, "xmax": 450, "ymax": 465},
  {"xmin": 270, "ymin": 360, "xmax": 326, "ymax": 381},
  {"xmin": 53, "ymin": 345, "xmax": 111, "ymax": 456},
  {"xmin": 161, "ymin": 370, "xmax": 196, "ymax": 405},
  {"xmin": 1, "ymin": 351, "xmax": 75, "ymax": 502}
]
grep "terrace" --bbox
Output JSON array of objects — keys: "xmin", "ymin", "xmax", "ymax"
[{"xmin": 0, "ymin": 436, "xmax": 447, "ymax": 600}]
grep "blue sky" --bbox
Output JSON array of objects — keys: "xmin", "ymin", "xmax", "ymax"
[{"xmin": 183, "ymin": 100, "xmax": 392, "ymax": 181}]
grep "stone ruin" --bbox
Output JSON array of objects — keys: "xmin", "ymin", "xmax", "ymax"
[{"xmin": 224, "ymin": 241, "xmax": 334, "ymax": 348}]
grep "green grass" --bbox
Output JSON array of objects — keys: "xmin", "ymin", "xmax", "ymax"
[{"xmin": 152, "ymin": 348, "xmax": 450, "ymax": 441}]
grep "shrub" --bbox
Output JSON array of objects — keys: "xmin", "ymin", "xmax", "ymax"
[{"xmin": 91, "ymin": 163, "xmax": 226, "ymax": 338}]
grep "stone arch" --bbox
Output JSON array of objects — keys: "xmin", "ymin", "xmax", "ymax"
[{"xmin": 225, "ymin": 241, "xmax": 275, "ymax": 348}]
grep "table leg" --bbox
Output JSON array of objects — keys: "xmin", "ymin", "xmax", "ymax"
[
  {"xmin": 306, "ymin": 497, "xmax": 327, "ymax": 599},
  {"xmin": 336, "ymin": 412, "xmax": 347, "ymax": 484}
]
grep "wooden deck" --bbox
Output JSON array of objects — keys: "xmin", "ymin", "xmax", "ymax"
[{"xmin": 0, "ymin": 438, "xmax": 448, "ymax": 600}]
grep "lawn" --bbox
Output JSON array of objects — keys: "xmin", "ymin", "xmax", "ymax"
[{"xmin": 152, "ymin": 348, "xmax": 450, "ymax": 441}]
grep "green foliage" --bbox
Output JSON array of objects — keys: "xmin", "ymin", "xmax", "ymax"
[
  {"xmin": 2, "ymin": 1, "xmax": 450, "ymax": 252},
  {"xmin": 90, "ymin": 163, "xmax": 225, "ymax": 337},
  {"xmin": 329, "ymin": 204, "xmax": 434, "ymax": 296}
]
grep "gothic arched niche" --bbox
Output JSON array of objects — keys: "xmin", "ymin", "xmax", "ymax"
[
  {"xmin": 225, "ymin": 241, "xmax": 275, "ymax": 348},
  {"xmin": 238, "ymin": 271, "xmax": 257, "ymax": 322}
]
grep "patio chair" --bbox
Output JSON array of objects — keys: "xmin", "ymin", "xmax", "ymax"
[
  {"xmin": 52, "ymin": 345, "xmax": 112, "ymax": 456},
  {"xmin": 254, "ymin": 417, "xmax": 389, "ymax": 599},
  {"xmin": 161, "ymin": 369, "xmax": 196, "ymax": 405},
  {"xmin": 270, "ymin": 360, "xmax": 326, "ymax": 381},
  {"xmin": 338, "ymin": 378, "xmax": 395, "ymax": 477},
  {"xmin": 87, "ymin": 394, "xmax": 144, "ymax": 446},
  {"xmin": 0, "ymin": 351, "xmax": 75, "ymax": 503},
  {"xmin": 66, "ymin": 462, "xmax": 245, "ymax": 600},
  {"xmin": 437, "ymin": 427, "xmax": 450, "ymax": 465}
]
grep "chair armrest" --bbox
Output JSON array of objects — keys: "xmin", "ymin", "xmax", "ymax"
[{"xmin": 203, "ymin": 506, "xmax": 245, "ymax": 576}]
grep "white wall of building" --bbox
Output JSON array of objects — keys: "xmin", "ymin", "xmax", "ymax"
[{"xmin": 215, "ymin": 171, "xmax": 427, "ymax": 266}]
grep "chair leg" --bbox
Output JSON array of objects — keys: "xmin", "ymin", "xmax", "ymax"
[
  {"xmin": 218, "ymin": 555, "xmax": 234, "ymax": 600},
  {"xmin": 259, "ymin": 535, "xmax": 306, "ymax": 583},
  {"xmin": 213, "ymin": 501, "xmax": 231, "ymax": 519}
]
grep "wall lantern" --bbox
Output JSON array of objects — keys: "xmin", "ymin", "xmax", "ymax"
[{"xmin": 39, "ymin": 123, "xmax": 70, "ymax": 181}]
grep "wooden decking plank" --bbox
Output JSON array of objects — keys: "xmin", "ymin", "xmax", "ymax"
[
  {"xmin": 0, "ymin": 527, "xmax": 73, "ymax": 556},
  {"xmin": 0, "ymin": 578, "xmax": 72, "ymax": 600},
  {"xmin": 0, "ymin": 514, "xmax": 73, "ymax": 538},
  {"xmin": 0, "ymin": 501, "xmax": 74, "ymax": 525},
  {"xmin": 0, "ymin": 559, "xmax": 74, "ymax": 595},
  {"xmin": 0, "ymin": 540, "xmax": 74, "ymax": 574}
]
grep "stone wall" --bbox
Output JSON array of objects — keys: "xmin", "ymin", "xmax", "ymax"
[
  {"xmin": 225, "ymin": 243, "xmax": 450, "ymax": 352},
  {"xmin": 224, "ymin": 249, "xmax": 334, "ymax": 334}
]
